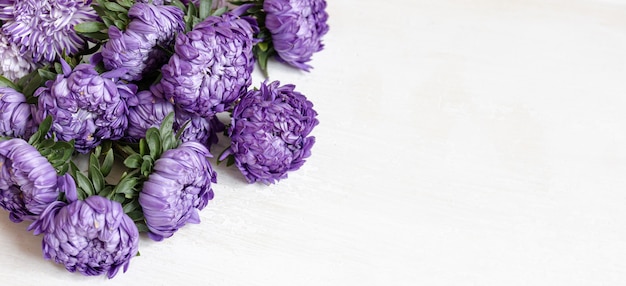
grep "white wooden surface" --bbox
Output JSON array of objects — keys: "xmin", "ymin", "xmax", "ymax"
[{"xmin": 2, "ymin": 0, "xmax": 626, "ymax": 285}]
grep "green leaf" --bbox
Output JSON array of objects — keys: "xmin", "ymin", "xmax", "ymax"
[
  {"xmin": 124, "ymin": 153, "xmax": 142, "ymax": 169},
  {"xmin": 135, "ymin": 222, "xmax": 149, "ymax": 232},
  {"xmin": 139, "ymin": 138, "xmax": 148, "ymax": 156},
  {"xmin": 212, "ymin": 6, "xmax": 228, "ymax": 16},
  {"xmin": 122, "ymin": 199, "xmax": 140, "ymax": 214},
  {"xmin": 199, "ymin": 0, "xmax": 213, "ymax": 20},
  {"xmin": 22, "ymin": 72, "xmax": 43, "ymax": 98},
  {"xmin": 75, "ymin": 171, "xmax": 95, "ymax": 197},
  {"xmin": 103, "ymin": 2, "xmax": 127, "ymax": 12},
  {"xmin": 140, "ymin": 155, "xmax": 153, "ymax": 177},
  {"xmin": 38, "ymin": 69, "xmax": 57, "ymax": 82},
  {"xmin": 0, "ymin": 75, "xmax": 19, "ymax": 90},
  {"xmin": 74, "ymin": 21, "xmax": 108, "ymax": 33},
  {"xmin": 101, "ymin": 148, "xmax": 114, "ymax": 177},
  {"xmin": 114, "ymin": 175, "xmax": 138, "ymax": 199},
  {"xmin": 89, "ymin": 154, "xmax": 105, "ymax": 193},
  {"xmin": 146, "ymin": 128, "xmax": 162, "ymax": 159}
]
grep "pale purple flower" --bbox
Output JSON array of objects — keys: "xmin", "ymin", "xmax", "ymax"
[
  {"xmin": 264, "ymin": 0, "xmax": 329, "ymax": 71},
  {"xmin": 29, "ymin": 195, "xmax": 139, "ymax": 279},
  {"xmin": 0, "ymin": 87, "xmax": 36, "ymax": 138},
  {"xmin": 0, "ymin": 138, "xmax": 75, "ymax": 222},
  {"xmin": 0, "ymin": 33, "xmax": 36, "ymax": 81},
  {"xmin": 102, "ymin": 3, "xmax": 184, "ymax": 81},
  {"xmin": 139, "ymin": 141, "xmax": 216, "ymax": 241},
  {"xmin": 223, "ymin": 81, "xmax": 318, "ymax": 184},
  {"xmin": 34, "ymin": 61, "xmax": 136, "ymax": 153},
  {"xmin": 0, "ymin": 0, "xmax": 98, "ymax": 63},
  {"xmin": 160, "ymin": 11, "xmax": 257, "ymax": 117}
]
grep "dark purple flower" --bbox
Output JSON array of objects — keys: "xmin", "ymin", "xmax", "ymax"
[
  {"xmin": 0, "ymin": 138, "xmax": 75, "ymax": 222},
  {"xmin": 174, "ymin": 108, "xmax": 224, "ymax": 147},
  {"xmin": 223, "ymin": 80, "xmax": 318, "ymax": 184},
  {"xmin": 139, "ymin": 141, "xmax": 216, "ymax": 241},
  {"xmin": 0, "ymin": 0, "xmax": 98, "ymax": 63},
  {"xmin": 264, "ymin": 0, "xmax": 329, "ymax": 71},
  {"xmin": 34, "ymin": 61, "xmax": 136, "ymax": 153},
  {"xmin": 0, "ymin": 87, "xmax": 36, "ymax": 138},
  {"xmin": 29, "ymin": 195, "xmax": 139, "ymax": 279},
  {"xmin": 102, "ymin": 3, "xmax": 184, "ymax": 81},
  {"xmin": 160, "ymin": 11, "xmax": 257, "ymax": 117},
  {"xmin": 126, "ymin": 86, "xmax": 175, "ymax": 141}
]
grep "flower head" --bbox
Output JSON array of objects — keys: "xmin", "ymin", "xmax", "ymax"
[
  {"xmin": 29, "ymin": 195, "xmax": 139, "ymax": 279},
  {"xmin": 175, "ymin": 108, "xmax": 224, "ymax": 147},
  {"xmin": 34, "ymin": 61, "xmax": 136, "ymax": 153},
  {"xmin": 126, "ymin": 87, "xmax": 175, "ymax": 141},
  {"xmin": 224, "ymin": 80, "xmax": 318, "ymax": 184},
  {"xmin": 0, "ymin": 0, "xmax": 98, "ymax": 63},
  {"xmin": 0, "ymin": 87, "xmax": 36, "ymax": 138},
  {"xmin": 264, "ymin": 0, "xmax": 329, "ymax": 71},
  {"xmin": 0, "ymin": 138, "xmax": 74, "ymax": 222},
  {"xmin": 139, "ymin": 141, "xmax": 216, "ymax": 241},
  {"xmin": 102, "ymin": 3, "xmax": 184, "ymax": 81},
  {"xmin": 0, "ymin": 33, "xmax": 36, "ymax": 81},
  {"xmin": 160, "ymin": 11, "xmax": 257, "ymax": 117}
]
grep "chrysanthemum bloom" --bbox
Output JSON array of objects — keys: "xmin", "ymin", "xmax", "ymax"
[
  {"xmin": 0, "ymin": 33, "xmax": 36, "ymax": 81},
  {"xmin": 0, "ymin": 0, "xmax": 98, "ymax": 63},
  {"xmin": 102, "ymin": 3, "xmax": 184, "ymax": 81},
  {"xmin": 34, "ymin": 62, "xmax": 136, "ymax": 153},
  {"xmin": 0, "ymin": 138, "xmax": 75, "ymax": 222},
  {"xmin": 160, "ymin": 11, "xmax": 257, "ymax": 117},
  {"xmin": 264, "ymin": 0, "xmax": 329, "ymax": 71},
  {"xmin": 139, "ymin": 141, "xmax": 216, "ymax": 241},
  {"xmin": 175, "ymin": 108, "xmax": 224, "ymax": 147},
  {"xmin": 126, "ymin": 87, "xmax": 175, "ymax": 141},
  {"xmin": 29, "ymin": 195, "xmax": 139, "ymax": 279},
  {"xmin": 0, "ymin": 87, "xmax": 36, "ymax": 138},
  {"xmin": 223, "ymin": 80, "xmax": 318, "ymax": 184}
]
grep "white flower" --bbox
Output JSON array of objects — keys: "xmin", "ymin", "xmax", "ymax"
[{"xmin": 0, "ymin": 34, "xmax": 36, "ymax": 81}]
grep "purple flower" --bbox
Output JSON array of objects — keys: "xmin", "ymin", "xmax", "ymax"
[
  {"xmin": 102, "ymin": 3, "xmax": 184, "ymax": 81},
  {"xmin": 160, "ymin": 11, "xmax": 257, "ymax": 117},
  {"xmin": 29, "ymin": 195, "xmax": 139, "ymax": 279},
  {"xmin": 126, "ymin": 87, "xmax": 175, "ymax": 141},
  {"xmin": 223, "ymin": 81, "xmax": 318, "ymax": 184},
  {"xmin": 0, "ymin": 33, "xmax": 36, "ymax": 81},
  {"xmin": 264, "ymin": 0, "xmax": 329, "ymax": 71},
  {"xmin": 175, "ymin": 108, "xmax": 224, "ymax": 147},
  {"xmin": 0, "ymin": 0, "xmax": 98, "ymax": 63},
  {"xmin": 0, "ymin": 138, "xmax": 75, "ymax": 222},
  {"xmin": 0, "ymin": 87, "xmax": 36, "ymax": 138},
  {"xmin": 34, "ymin": 61, "xmax": 136, "ymax": 153},
  {"xmin": 139, "ymin": 141, "xmax": 216, "ymax": 241}
]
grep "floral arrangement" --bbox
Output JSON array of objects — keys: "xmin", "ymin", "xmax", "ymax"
[{"xmin": 0, "ymin": 0, "xmax": 327, "ymax": 279}]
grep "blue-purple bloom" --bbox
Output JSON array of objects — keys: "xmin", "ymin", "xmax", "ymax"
[
  {"xmin": 29, "ymin": 195, "xmax": 139, "ymax": 279},
  {"xmin": 264, "ymin": 0, "xmax": 329, "ymax": 71},
  {"xmin": 223, "ymin": 80, "xmax": 318, "ymax": 184},
  {"xmin": 102, "ymin": 3, "xmax": 184, "ymax": 81},
  {"xmin": 126, "ymin": 87, "xmax": 175, "ymax": 141},
  {"xmin": 175, "ymin": 108, "xmax": 224, "ymax": 147},
  {"xmin": 0, "ymin": 87, "xmax": 36, "ymax": 138},
  {"xmin": 34, "ymin": 61, "xmax": 136, "ymax": 153},
  {"xmin": 139, "ymin": 141, "xmax": 216, "ymax": 241},
  {"xmin": 0, "ymin": 138, "xmax": 75, "ymax": 222},
  {"xmin": 0, "ymin": 0, "xmax": 98, "ymax": 63},
  {"xmin": 160, "ymin": 11, "xmax": 257, "ymax": 117}
]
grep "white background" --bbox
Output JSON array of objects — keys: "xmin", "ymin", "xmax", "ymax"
[{"xmin": 2, "ymin": 0, "xmax": 626, "ymax": 285}]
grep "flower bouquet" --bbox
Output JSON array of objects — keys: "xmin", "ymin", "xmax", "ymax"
[{"xmin": 0, "ymin": 0, "xmax": 327, "ymax": 278}]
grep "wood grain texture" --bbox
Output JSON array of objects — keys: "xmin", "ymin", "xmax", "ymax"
[{"xmin": 2, "ymin": 0, "xmax": 626, "ymax": 285}]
